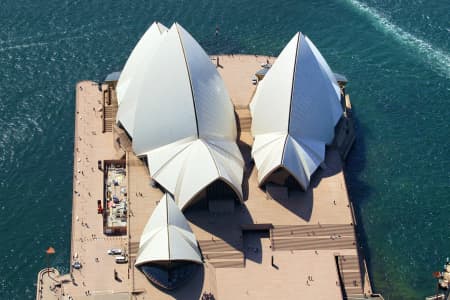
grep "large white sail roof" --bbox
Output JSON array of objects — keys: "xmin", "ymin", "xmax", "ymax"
[
  {"xmin": 250, "ymin": 32, "xmax": 343, "ymax": 189},
  {"xmin": 116, "ymin": 22, "xmax": 168, "ymax": 137},
  {"xmin": 117, "ymin": 23, "xmax": 244, "ymax": 209}
]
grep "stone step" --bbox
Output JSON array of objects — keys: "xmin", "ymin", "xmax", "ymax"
[
  {"xmin": 341, "ymin": 271, "xmax": 361, "ymax": 281},
  {"xmin": 338, "ymin": 255, "xmax": 360, "ymax": 271},
  {"xmin": 340, "ymin": 262, "xmax": 360, "ymax": 271},
  {"xmin": 345, "ymin": 289, "xmax": 365, "ymax": 297},
  {"xmin": 203, "ymin": 251, "xmax": 243, "ymax": 260},
  {"xmin": 104, "ymin": 111, "xmax": 117, "ymax": 119},
  {"xmin": 272, "ymin": 224, "xmax": 354, "ymax": 238},
  {"xmin": 130, "ymin": 242, "xmax": 139, "ymax": 255},
  {"xmin": 272, "ymin": 237, "xmax": 355, "ymax": 251},
  {"xmin": 338, "ymin": 255, "xmax": 359, "ymax": 264},
  {"xmin": 210, "ymin": 260, "xmax": 244, "ymax": 268},
  {"xmin": 198, "ymin": 240, "xmax": 240, "ymax": 252},
  {"xmin": 104, "ymin": 120, "xmax": 114, "ymax": 132},
  {"xmin": 235, "ymin": 107, "xmax": 252, "ymax": 132}
]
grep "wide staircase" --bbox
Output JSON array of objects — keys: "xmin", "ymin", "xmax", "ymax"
[
  {"xmin": 235, "ymin": 106, "xmax": 252, "ymax": 133},
  {"xmin": 104, "ymin": 105, "xmax": 117, "ymax": 132},
  {"xmin": 198, "ymin": 239, "xmax": 245, "ymax": 268},
  {"xmin": 128, "ymin": 241, "xmax": 139, "ymax": 270},
  {"xmin": 336, "ymin": 255, "xmax": 365, "ymax": 298},
  {"xmin": 103, "ymin": 87, "xmax": 118, "ymax": 133},
  {"xmin": 234, "ymin": 106, "xmax": 252, "ymax": 143},
  {"xmin": 129, "ymin": 241, "xmax": 139, "ymax": 257},
  {"xmin": 270, "ymin": 224, "xmax": 356, "ymax": 251}
]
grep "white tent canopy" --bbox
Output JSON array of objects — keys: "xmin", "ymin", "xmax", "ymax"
[
  {"xmin": 116, "ymin": 23, "xmax": 244, "ymax": 210},
  {"xmin": 250, "ymin": 32, "xmax": 343, "ymax": 190},
  {"xmin": 116, "ymin": 22, "xmax": 168, "ymax": 137},
  {"xmin": 135, "ymin": 193, "xmax": 202, "ymax": 266}
]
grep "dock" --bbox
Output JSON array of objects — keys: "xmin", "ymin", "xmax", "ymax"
[{"xmin": 36, "ymin": 55, "xmax": 381, "ymax": 300}]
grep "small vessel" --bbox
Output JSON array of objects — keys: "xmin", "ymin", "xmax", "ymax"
[
  {"xmin": 426, "ymin": 258, "xmax": 450, "ymax": 300},
  {"xmin": 438, "ymin": 259, "xmax": 450, "ymax": 290}
]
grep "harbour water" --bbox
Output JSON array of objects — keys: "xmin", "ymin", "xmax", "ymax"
[{"xmin": 0, "ymin": 0, "xmax": 448, "ymax": 299}]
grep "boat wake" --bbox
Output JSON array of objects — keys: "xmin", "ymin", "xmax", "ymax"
[
  {"xmin": 0, "ymin": 41, "xmax": 49, "ymax": 52},
  {"xmin": 345, "ymin": 0, "xmax": 450, "ymax": 79},
  {"xmin": 0, "ymin": 34, "xmax": 92, "ymax": 52}
]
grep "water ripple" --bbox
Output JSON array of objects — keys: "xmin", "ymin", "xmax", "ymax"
[{"xmin": 345, "ymin": 0, "xmax": 450, "ymax": 79}]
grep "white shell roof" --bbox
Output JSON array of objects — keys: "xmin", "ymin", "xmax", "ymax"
[
  {"xmin": 146, "ymin": 137, "xmax": 244, "ymax": 210},
  {"xmin": 250, "ymin": 32, "xmax": 343, "ymax": 189},
  {"xmin": 116, "ymin": 22, "xmax": 168, "ymax": 137},
  {"xmin": 135, "ymin": 193, "xmax": 202, "ymax": 266},
  {"xmin": 116, "ymin": 23, "xmax": 244, "ymax": 209}
]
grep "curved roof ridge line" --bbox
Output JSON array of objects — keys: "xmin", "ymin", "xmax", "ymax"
[
  {"xmin": 286, "ymin": 32, "xmax": 302, "ymax": 137},
  {"xmin": 199, "ymin": 139, "xmax": 244, "ymax": 198},
  {"xmin": 280, "ymin": 128, "xmax": 291, "ymax": 168},
  {"xmin": 259, "ymin": 163, "xmax": 308, "ymax": 191},
  {"xmin": 200, "ymin": 133, "xmax": 237, "ymax": 142},
  {"xmin": 156, "ymin": 22, "xmax": 167, "ymax": 34},
  {"xmin": 148, "ymin": 139, "xmax": 194, "ymax": 178},
  {"xmin": 282, "ymin": 164, "xmax": 308, "ymax": 190},
  {"xmin": 286, "ymin": 135, "xmax": 323, "ymax": 184},
  {"xmin": 171, "ymin": 140, "xmax": 243, "ymax": 208},
  {"xmin": 218, "ymin": 176, "xmax": 244, "ymax": 203},
  {"xmin": 180, "ymin": 174, "xmax": 244, "ymax": 210},
  {"xmin": 253, "ymin": 132, "xmax": 286, "ymax": 151},
  {"xmin": 174, "ymin": 23, "xmax": 199, "ymax": 138},
  {"xmin": 172, "ymin": 226, "xmax": 200, "ymax": 253},
  {"xmin": 173, "ymin": 144, "xmax": 192, "ymax": 206},
  {"xmin": 200, "ymin": 139, "xmax": 222, "ymax": 179},
  {"xmin": 286, "ymin": 136, "xmax": 313, "ymax": 184},
  {"xmin": 135, "ymin": 193, "xmax": 202, "ymax": 266},
  {"xmin": 203, "ymin": 139, "xmax": 244, "ymax": 167},
  {"xmin": 165, "ymin": 194, "xmax": 171, "ymax": 260}
]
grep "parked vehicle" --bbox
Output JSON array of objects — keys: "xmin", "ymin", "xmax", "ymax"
[
  {"xmin": 107, "ymin": 248, "xmax": 122, "ymax": 255},
  {"xmin": 115, "ymin": 255, "xmax": 128, "ymax": 264},
  {"xmin": 72, "ymin": 261, "xmax": 82, "ymax": 269}
]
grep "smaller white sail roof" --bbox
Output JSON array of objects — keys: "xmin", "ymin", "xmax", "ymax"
[
  {"xmin": 116, "ymin": 22, "xmax": 168, "ymax": 137},
  {"xmin": 135, "ymin": 193, "xmax": 202, "ymax": 266},
  {"xmin": 145, "ymin": 137, "xmax": 244, "ymax": 210},
  {"xmin": 250, "ymin": 32, "xmax": 343, "ymax": 189}
]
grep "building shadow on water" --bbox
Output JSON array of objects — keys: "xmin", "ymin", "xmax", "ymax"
[{"xmin": 342, "ymin": 115, "xmax": 377, "ymax": 290}]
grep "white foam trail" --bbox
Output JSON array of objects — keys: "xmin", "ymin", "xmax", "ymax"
[
  {"xmin": 0, "ymin": 34, "xmax": 91, "ymax": 52},
  {"xmin": 0, "ymin": 41, "xmax": 49, "ymax": 51},
  {"xmin": 345, "ymin": 0, "xmax": 450, "ymax": 78}
]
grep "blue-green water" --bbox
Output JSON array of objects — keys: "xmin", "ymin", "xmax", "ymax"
[{"xmin": 0, "ymin": 0, "xmax": 448, "ymax": 299}]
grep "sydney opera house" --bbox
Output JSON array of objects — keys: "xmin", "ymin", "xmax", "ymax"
[
  {"xmin": 37, "ymin": 21, "xmax": 382, "ymax": 300},
  {"xmin": 115, "ymin": 21, "xmax": 345, "ymax": 289},
  {"xmin": 106, "ymin": 21, "xmax": 374, "ymax": 299}
]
